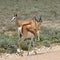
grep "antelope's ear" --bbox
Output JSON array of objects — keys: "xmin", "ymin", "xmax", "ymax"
[{"xmin": 33, "ymin": 16, "xmax": 38, "ymax": 21}]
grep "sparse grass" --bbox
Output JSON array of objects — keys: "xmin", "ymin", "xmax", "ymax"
[{"xmin": 0, "ymin": 0, "xmax": 60, "ymax": 53}]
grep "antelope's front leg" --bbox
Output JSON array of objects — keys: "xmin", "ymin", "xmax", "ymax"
[{"xmin": 37, "ymin": 30, "xmax": 40, "ymax": 40}]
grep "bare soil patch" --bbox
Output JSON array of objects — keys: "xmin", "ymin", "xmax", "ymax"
[{"xmin": 0, "ymin": 45, "xmax": 60, "ymax": 60}]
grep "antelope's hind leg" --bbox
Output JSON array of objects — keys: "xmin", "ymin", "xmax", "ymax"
[
  {"xmin": 27, "ymin": 39, "xmax": 32, "ymax": 56},
  {"xmin": 32, "ymin": 39, "xmax": 37, "ymax": 55},
  {"xmin": 17, "ymin": 38, "xmax": 24, "ymax": 56}
]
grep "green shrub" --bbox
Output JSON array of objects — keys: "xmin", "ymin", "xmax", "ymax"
[
  {"xmin": 20, "ymin": 38, "xmax": 32, "ymax": 51},
  {"xmin": 0, "ymin": 33, "xmax": 17, "ymax": 53},
  {"xmin": 20, "ymin": 41, "xmax": 28, "ymax": 51},
  {"xmin": 40, "ymin": 26, "xmax": 60, "ymax": 45}
]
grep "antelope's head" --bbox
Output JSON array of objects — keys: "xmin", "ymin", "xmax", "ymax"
[
  {"xmin": 34, "ymin": 16, "xmax": 42, "ymax": 22},
  {"xmin": 11, "ymin": 14, "xmax": 17, "ymax": 21}
]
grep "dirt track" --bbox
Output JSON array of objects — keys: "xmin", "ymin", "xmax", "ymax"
[{"xmin": 0, "ymin": 45, "xmax": 60, "ymax": 60}]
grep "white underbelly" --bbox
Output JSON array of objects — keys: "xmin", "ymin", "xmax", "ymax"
[{"xmin": 18, "ymin": 27, "xmax": 22, "ymax": 32}]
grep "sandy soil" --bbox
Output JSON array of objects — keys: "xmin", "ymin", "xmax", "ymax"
[{"xmin": 0, "ymin": 45, "xmax": 60, "ymax": 60}]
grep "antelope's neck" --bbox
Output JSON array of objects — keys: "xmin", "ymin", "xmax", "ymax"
[{"xmin": 16, "ymin": 20, "xmax": 21, "ymax": 27}]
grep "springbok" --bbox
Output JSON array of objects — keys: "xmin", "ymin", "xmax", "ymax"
[
  {"xmin": 11, "ymin": 14, "xmax": 42, "ymax": 55},
  {"xmin": 11, "ymin": 14, "xmax": 42, "ymax": 40}
]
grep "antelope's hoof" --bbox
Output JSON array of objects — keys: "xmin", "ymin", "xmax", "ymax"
[
  {"xmin": 20, "ymin": 53, "xmax": 23, "ymax": 56},
  {"xmin": 20, "ymin": 51, "xmax": 24, "ymax": 56},
  {"xmin": 34, "ymin": 51, "xmax": 37, "ymax": 55},
  {"xmin": 17, "ymin": 52, "xmax": 23, "ymax": 56},
  {"xmin": 18, "ymin": 52, "xmax": 23, "ymax": 56},
  {"xmin": 27, "ymin": 52, "xmax": 29, "ymax": 56}
]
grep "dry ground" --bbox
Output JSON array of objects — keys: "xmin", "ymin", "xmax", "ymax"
[{"xmin": 0, "ymin": 45, "xmax": 60, "ymax": 60}]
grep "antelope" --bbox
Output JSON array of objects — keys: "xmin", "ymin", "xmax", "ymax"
[
  {"xmin": 11, "ymin": 14, "xmax": 42, "ymax": 40},
  {"xmin": 11, "ymin": 14, "xmax": 42, "ymax": 55}
]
